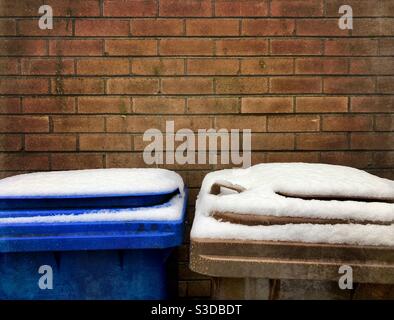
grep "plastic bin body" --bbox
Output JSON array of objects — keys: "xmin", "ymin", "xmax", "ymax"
[{"xmin": 0, "ymin": 190, "xmax": 187, "ymax": 300}]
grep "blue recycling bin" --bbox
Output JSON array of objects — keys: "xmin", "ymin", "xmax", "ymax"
[{"xmin": 0, "ymin": 171, "xmax": 187, "ymax": 300}]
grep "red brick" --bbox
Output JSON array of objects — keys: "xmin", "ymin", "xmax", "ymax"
[
  {"xmin": 325, "ymin": 0, "xmax": 394, "ymax": 17},
  {"xmin": 53, "ymin": 116, "xmax": 104, "ymax": 133},
  {"xmin": 378, "ymin": 77, "xmax": 394, "ymax": 93},
  {"xmin": 25, "ymin": 134, "xmax": 77, "ymax": 151},
  {"xmin": 216, "ymin": 39, "xmax": 268, "ymax": 56},
  {"xmin": 241, "ymin": 58, "xmax": 293, "ymax": 75},
  {"xmin": 133, "ymin": 97, "xmax": 185, "ymax": 114},
  {"xmin": 324, "ymin": 77, "xmax": 375, "ymax": 94},
  {"xmin": 350, "ymin": 58, "xmax": 394, "ymax": 75},
  {"xmin": 188, "ymin": 59, "xmax": 239, "ymax": 75},
  {"xmin": 51, "ymin": 154, "xmax": 104, "ymax": 170},
  {"xmin": 103, "ymin": 0, "xmax": 157, "ymax": 17},
  {"xmin": 21, "ymin": 58, "xmax": 74, "ymax": 75},
  {"xmin": 295, "ymin": 58, "xmax": 348, "ymax": 74},
  {"xmin": 0, "ymin": 78, "xmax": 49, "ymax": 94},
  {"xmin": 270, "ymin": 77, "xmax": 322, "ymax": 93},
  {"xmin": 216, "ymin": 116, "xmax": 266, "ymax": 132},
  {"xmin": 380, "ymin": 39, "xmax": 394, "ymax": 56},
  {"xmin": 268, "ymin": 115, "xmax": 319, "ymax": 132},
  {"xmin": 23, "ymin": 97, "xmax": 75, "ymax": 114},
  {"xmin": 80, "ymin": 134, "xmax": 132, "ymax": 151},
  {"xmin": 242, "ymin": 97, "xmax": 293, "ymax": 113},
  {"xmin": 325, "ymin": 39, "xmax": 378, "ymax": 56},
  {"xmin": 162, "ymin": 78, "xmax": 213, "ymax": 94},
  {"xmin": 77, "ymin": 59, "xmax": 130, "ymax": 75},
  {"xmin": 132, "ymin": 58, "xmax": 184, "ymax": 75},
  {"xmin": 186, "ymin": 19, "xmax": 239, "ymax": 36},
  {"xmin": 159, "ymin": 0, "xmax": 212, "ymax": 17},
  {"xmin": 0, "ymin": 135, "xmax": 22, "ymax": 151},
  {"xmin": 106, "ymin": 153, "xmax": 147, "ymax": 168},
  {"xmin": 75, "ymin": 19, "xmax": 129, "ymax": 36},
  {"xmin": 0, "ymin": 19, "xmax": 16, "ymax": 35},
  {"xmin": 160, "ymin": 39, "xmax": 214, "ymax": 56},
  {"xmin": 0, "ymin": 58, "xmax": 18, "ymax": 75},
  {"xmin": 51, "ymin": 78, "xmax": 104, "ymax": 94},
  {"xmin": 106, "ymin": 116, "xmax": 162, "ymax": 133},
  {"xmin": 49, "ymin": 40, "xmax": 102, "ymax": 56},
  {"xmin": 375, "ymin": 115, "xmax": 394, "ymax": 131},
  {"xmin": 105, "ymin": 40, "xmax": 157, "ymax": 56},
  {"xmin": 351, "ymin": 97, "xmax": 394, "ymax": 113},
  {"xmin": 243, "ymin": 19, "xmax": 295, "ymax": 36},
  {"xmin": 46, "ymin": 0, "xmax": 101, "ymax": 16},
  {"xmin": 296, "ymin": 134, "xmax": 348, "ymax": 150},
  {"xmin": 322, "ymin": 115, "xmax": 373, "ymax": 131},
  {"xmin": 215, "ymin": 0, "xmax": 268, "ymax": 17},
  {"xmin": 271, "ymin": 0, "xmax": 323, "ymax": 17},
  {"xmin": 107, "ymin": 78, "xmax": 159, "ymax": 94},
  {"xmin": 296, "ymin": 19, "xmax": 349, "ymax": 36},
  {"xmin": 216, "ymin": 77, "xmax": 268, "ymax": 94},
  {"xmin": 0, "ymin": 40, "xmax": 47, "ymax": 56},
  {"xmin": 78, "ymin": 97, "xmax": 131, "ymax": 114},
  {"xmin": 188, "ymin": 97, "xmax": 238, "ymax": 114},
  {"xmin": 271, "ymin": 39, "xmax": 322, "ymax": 55},
  {"xmin": 0, "ymin": 116, "xmax": 49, "ymax": 132},
  {"xmin": 267, "ymin": 152, "xmax": 319, "ymax": 163},
  {"xmin": 0, "ymin": 98, "xmax": 21, "ymax": 114},
  {"xmin": 18, "ymin": 19, "xmax": 72, "ymax": 36},
  {"xmin": 321, "ymin": 152, "xmax": 374, "ymax": 168},
  {"xmin": 352, "ymin": 19, "xmax": 394, "ymax": 36},
  {"xmin": 132, "ymin": 19, "xmax": 183, "ymax": 36},
  {"xmin": 0, "ymin": 154, "xmax": 49, "ymax": 170},
  {"xmin": 253, "ymin": 133, "xmax": 294, "ymax": 150},
  {"xmin": 351, "ymin": 133, "xmax": 394, "ymax": 150},
  {"xmin": 162, "ymin": 116, "xmax": 213, "ymax": 132},
  {"xmin": 373, "ymin": 152, "xmax": 394, "ymax": 168},
  {"xmin": 0, "ymin": 0, "xmax": 43, "ymax": 16},
  {"xmin": 296, "ymin": 97, "xmax": 348, "ymax": 113}
]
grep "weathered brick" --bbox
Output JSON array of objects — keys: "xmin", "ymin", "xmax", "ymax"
[
  {"xmin": 267, "ymin": 151, "xmax": 319, "ymax": 163},
  {"xmin": 351, "ymin": 97, "xmax": 394, "ymax": 113},
  {"xmin": 186, "ymin": 19, "xmax": 239, "ymax": 36},
  {"xmin": 253, "ymin": 133, "xmax": 295, "ymax": 150},
  {"xmin": 80, "ymin": 134, "xmax": 132, "ymax": 151},
  {"xmin": 270, "ymin": 77, "xmax": 322, "ymax": 93},
  {"xmin": 373, "ymin": 152, "xmax": 394, "ymax": 168},
  {"xmin": 106, "ymin": 153, "xmax": 147, "ymax": 168},
  {"xmin": 0, "ymin": 78, "xmax": 49, "ymax": 94},
  {"xmin": 296, "ymin": 19, "xmax": 349, "ymax": 36},
  {"xmin": 321, "ymin": 152, "xmax": 374, "ymax": 168},
  {"xmin": 159, "ymin": 0, "xmax": 212, "ymax": 17},
  {"xmin": 377, "ymin": 77, "xmax": 394, "ymax": 93},
  {"xmin": 132, "ymin": 58, "xmax": 184, "ymax": 75},
  {"xmin": 216, "ymin": 77, "xmax": 268, "ymax": 94},
  {"xmin": 325, "ymin": 0, "xmax": 394, "ymax": 17},
  {"xmin": 324, "ymin": 77, "xmax": 375, "ymax": 94},
  {"xmin": 188, "ymin": 58, "xmax": 239, "ymax": 75},
  {"xmin": 103, "ymin": 0, "xmax": 157, "ymax": 17},
  {"xmin": 188, "ymin": 97, "xmax": 238, "ymax": 114},
  {"xmin": 0, "ymin": 98, "xmax": 21, "ymax": 114},
  {"xmin": 375, "ymin": 115, "xmax": 394, "ymax": 131},
  {"xmin": 296, "ymin": 97, "xmax": 348, "ymax": 113},
  {"xmin": 75, "ymin": 19, "xmax": 130, "ymax": 36},
  {"xmin": 107, "ymin": 78, "xmax": 159, "ymax": 94},
  {"xmin": 271, "ymin": 0, "xmax": 323, "ymax": 17},
  {"xmin": 0, "ymin": 134, "xmax": 22, "ymax": 151},
  {"xmin": 295, "ymin": 58, "xmax": 348, "ymax": 74},
  {"xmin": 380, "ymin": 39, "xmax": 394, "ymax": 55},
  {"xmin": 50, "ymin": 78, "xmax": 104, "ymax": 94},
  {"xmin": 271, "ymin": 39, "xmax": 322, "ymax": 55},
  {"xmin": 106, "ymin": 116, "xmax": 162, "ymax": 133},
  {"xmin": 216, "ymin": 39, "xmax": 268, "ymax": 55},
  {"xmin": 53, "ymin": 116, "xmax": 104, "ymax": 133},
  {"xmin": 268, "ymin": 115, "xmax": 320, "ymax": 132},
  {"xmin": 133, "ymin": 97, "xmax": 185, "ymax": 114},
  {"xmin": 18, "ymin": 19, "xmax": 72, "ymax": 36},
  {"xmin": 132, "ymin": 19, "xmax": 184, "ymax": 36},
  {"xmin": 0, "ymin": 40, "xmax": 47, "ymax": 56},
  {"xmin": 242, "ymin": 97, "xmax": 293, "ymax": 113},
  {"xmin": 25, "ymin": 134, "xmax": 77, "ymax": 151},
  {"xmin": 215, "ymin": 0, "xmax": 268, "ymax": 17},
  {"xmin": 351, "ymin": 133, "xmax": 394, "ymax": 150},
  {"xmin": 21, "ymin": 58, "xmax": 74, "ymax": 75},
  {"xmin": 352, "ymin": 18, "xmax": 394, "ymax": 36},
  {"xmin": 216, "ymin": 115, "xmax": 266, "ymax": 131},
  {"xmin": 160, "ymin": 39, "xmax": 214, "ymax": 56},
  {"xmin": 350, "ymin": 58, "xmax": 394, "ymax": 75},
  {"xmin": 78, "ymin": 97, "xmax": 131, "ymax": 114},
  {"xmin": 162, "ymin": 78, "xmax": 213, "ymax": 94},
  {"xmin": 0, "ymin": 116, "xmax": 49, "ymax": 133},
  {"xmin": 0, "ymin": 19, "xmax": 16, "ymax": 35},
  {"xmin": 51, "ymin": 154, "xmax": 104, "ymax": 170},
  {"xmin": 0, "ymin": 154, "xmax": 49, "ymax": 170},
  {"xmin": 0, "ymin": 0, "xmax": 43, "ymax": 16},
  {"xmin": 77, "ymin": 58, "xmax": 130, "ymax": 75},
  {"xmin": 296, "ymin": 133, "xmax": 348, "ymax": 150},
  {"xmin": 322, "ymin": 115, "xmax": 373, "ymax": 131},
  {"xmin": 45, "ymin": 0, "xmax": 101, "ymax": 16},
  {"xmin": 49, "ymin": 40, "xmax": 102, "ymax": 56},
  {"xmin": 325, "ymin": 39, "xmax": 378, "ymax": 56},
  {"xmin": 241, "ymin": 58, "xmax": 293, "ymax": 75},
  {"xmin": 0, "ymin": 58, "xmax": 19, "ymax": 75},
  {"xmin": 23, "ymin": 97, "xmax": 75, "ymax": 114},
  {"xmin": 243, "ymin": 19, "xmax": 295, "ymax": 36},
  {"xmin": 105, "ymin": 40, "xmax": 157, "ymax": 56}
]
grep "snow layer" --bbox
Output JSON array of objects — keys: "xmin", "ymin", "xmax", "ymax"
[
  {"xmin": 0, "ymin": 194, "xmax": 185, "ymax": 224},
  {"xmin": 0, "ymin": 168, "xmax": 184, "ymax": 198},
  {"xmin": 191, "ymin": 163, "xmax": 394, "ymax": 246}
]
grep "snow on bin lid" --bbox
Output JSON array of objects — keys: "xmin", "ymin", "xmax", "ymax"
[
  {"xmin": 191, "ymin": 163, "xmax": 394, "ymax": 246},
  {"xmin": 0, "ymin": 168, "xmax": 184, "ymax": 198}
]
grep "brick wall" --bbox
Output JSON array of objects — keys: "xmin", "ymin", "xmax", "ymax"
[{"xmin": 0, "ymin": 0, "xmax": 393, "ymax": 298}]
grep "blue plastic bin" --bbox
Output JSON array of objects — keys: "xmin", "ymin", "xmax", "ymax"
[{"xmin": 0, "ymin": 190, "xmax": 187, "ymax": 300}]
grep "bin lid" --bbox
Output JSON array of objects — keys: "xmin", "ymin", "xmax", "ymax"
[{"xmin": 0, "ymin": 168, "xmax": 184, "ymax": 210}]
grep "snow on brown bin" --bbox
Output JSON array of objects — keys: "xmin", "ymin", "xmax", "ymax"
[{"xmin": 189, "ymin": 163, "xmax": 394, "ymax": 299}]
